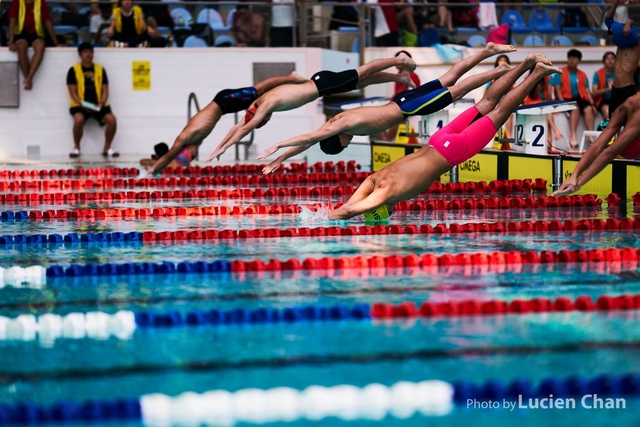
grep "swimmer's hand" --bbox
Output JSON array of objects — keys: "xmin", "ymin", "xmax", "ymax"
[
  {"xmin": 552, "ymin": 176, "xmax": 580, "ymax": 196},
  {"xmin": 257, "ymin": 146, "xmax": 279, "ymax": 160},
  {"xmin": 206, "ymin": 148, "xmax": 224, "ymax": 162},
  {"xmin": 262, "ymin": 159, "xmax": 282, "ymax": 175}
]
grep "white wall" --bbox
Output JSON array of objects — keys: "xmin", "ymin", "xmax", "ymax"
[{"xmin": 0, "ymin": 47, "xmax": 356, "ymax": 161}]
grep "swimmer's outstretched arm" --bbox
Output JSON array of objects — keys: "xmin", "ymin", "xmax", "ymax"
[
  {"xmin": 553, "ymin": 111, "xmax": 634, "ymax": 195},
  {"xmin": 328, "ymin": 189, "xmax": 390, "ymax": 220},
  {"xmin": 262, "ymin": 144, "xmax": 312, "ymax": 174},
  {"xmin": 257, "ymin": 118, "xmax": 349, "ymax": 160},
  {"xmin": 207, "ymin": 106, "xmax": 273, "ymax": 161}
]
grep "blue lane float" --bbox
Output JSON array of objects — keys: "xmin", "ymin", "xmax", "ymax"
[
  {"xmin": 0, "ymin": 232, "xmax": 144, "ymax": 246},
  {"xmin": 45, "ymin": 260, "xmax": 231, "ymax": 277}
]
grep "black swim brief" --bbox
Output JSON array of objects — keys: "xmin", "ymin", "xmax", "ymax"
[
  {"xmin": 392, "ymin": 79, "xmax": 453, "ymax": 118},
  {"xmin": 610, "ymin": 84, "xmax": 638, "ymax": 115},
  {"xmin": 311, "ymin": 69, "xmax": 359, "ymax": 96},
  {"xmin": 213, "ymin": 86, "xmax": 259, "ymax": 114}
]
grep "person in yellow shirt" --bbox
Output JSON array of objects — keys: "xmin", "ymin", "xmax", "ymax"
[
  {"xmin": 8, "ymin": 0, "xmax": 60, "ymax": 90},
  {"xmin": 107, "ymin": 0, "xmax": 152, "ymax": 47},
  {"xmin": 66, "ymin": 43, "xmax": 118, "ymax": 158}
]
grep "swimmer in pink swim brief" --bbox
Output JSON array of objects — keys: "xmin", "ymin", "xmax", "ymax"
[{"xmin": 328, "ymin": 54, "xmax": 561, "ymax": 220}]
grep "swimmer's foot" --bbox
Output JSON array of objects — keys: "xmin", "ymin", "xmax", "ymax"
[
  {"xmin": 496, "ymin": 63, "xmax": 514, "ymax": 76},
  {"xmin": 486, "ymin": 42, "xmax": 517, "ymax": 55},
  {"xmin": 290, "ymin": 71, "xmax": 308, "ymax": 84},
  {"xmin": 23, "ymin": 78, "xmax": 32, "ymax": 91},
  {"xmin": 397, "ymin": 52, "xmax": 417, "ymax": 72},
  {"xmin": 398, "ymin": 71, "xmax": 417, "ymax": 89},
  {"xmin": 533, "ymin": 62, "xmax": 562, "ymax": 76}
]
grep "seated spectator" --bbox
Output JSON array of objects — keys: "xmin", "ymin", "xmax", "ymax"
[
  {"xmin": 523, "ymin": 69, "xmax": 563, "ymax": 148},
  {"xmin": 374, "ymin": 50, "xmax": 421, "ymax": 141},
  {"xmin": 550, "ymin": 49, "xmax": 596, "ymax": 149},
  {"xmin": 108, "ymin": 0, "xmax": 150, "ymax": 47},
  {"xmin": 232, "ymin": 4, "xmax": 265, "ymax": 47},
  {"xmin": 373, "ymin": 0, "xmax": 399, "ymax": 47},
  {"xmin": 270, "ymin": 0, "xmax": 294, "ymax": 47},
  {"xmin": 328, "ymin": 0, "xmax": 358, "ymax": 30},
  {"xmin": 90, "ymin": 2, "xmax": 112, "ymax": 45},
  {"xmin": 67, "ymin": 42, "xmax": 118, "ymax": 158},
  {"xmin": 451, "ymin": 0, "xmax": 479, "ymax": 29},
  {"xmin": 592, "ymin": 51, "xmax": 616, "ymax": 123},
  {"xmin": 414, "ymin": 0, "xmax": 455, "ymax": 34},
  {"xmin": 8, "ymin": 0, "xmax": 60, "ymax": 90}
]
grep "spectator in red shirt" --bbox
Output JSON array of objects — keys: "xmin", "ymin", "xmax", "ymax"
[
  {"xmin": 376, "ymin": 50, "xmax": 421, "ymax": 141},
  {"xmin": 8, "ymin": 0, "xmax": 60, "ymax": 91}
]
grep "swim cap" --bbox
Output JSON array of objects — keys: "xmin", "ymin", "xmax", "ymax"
[
  {"xmin": 245, "ymin": 107, "xmax": 271, "ymax": 129},
  {"xmin": 319, "ymin": 135, "xmax": 345, "ymax": 155},
  {"xmin": 153, "ymin": 142, "xmax": 169, "ymax": 159},
  {"xmin": 363, "ymin": 205, "xmax": 390, "ymax": 221}
]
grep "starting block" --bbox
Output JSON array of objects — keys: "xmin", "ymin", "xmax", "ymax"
[
  {"xmin": 420, "ymin": 98, "xmax": 475, "ymax": 141},
  {"xmin": 514, "ymin": 100, "xmax": 577, "ymax": 155}
]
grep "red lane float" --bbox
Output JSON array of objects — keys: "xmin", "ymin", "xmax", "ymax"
[
  {"xmin": 0, "ymin": 161, "xmax": 361, "ymax": 180},
  {"xmin": 0, "ymin": 176, "xmax": 548, "ymax": 196},
  {"xmin": 228, "ymin": 247, "xmax": 640, "ymax": 273},
  {"xmin": 371, "ymin": 293, "xmax": 640, "ymax": 319},
  {"xmin": 13, "ymin": 195, "xmax": 605, "ymax": 221}
]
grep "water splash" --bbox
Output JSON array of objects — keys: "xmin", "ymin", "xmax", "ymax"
[{"xmin": 298, "ymin": 205, "xmax": 331, "ymax": 223}]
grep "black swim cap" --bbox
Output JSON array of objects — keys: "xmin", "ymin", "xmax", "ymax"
[
  {"xmin": 153, "ymin": 143, "xmax": 169, "ymax": 159},
  {"xmin": 319, "ymin": 135, "xmax": 345, "ymax": 155}
]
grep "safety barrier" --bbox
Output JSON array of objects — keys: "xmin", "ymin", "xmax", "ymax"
[
  {"xmin": 0, "ymin": 194, "xmax": 604, "ymax": 223},
  {"xmin": 2, "ymin": 216, "xmax": 636, "ymax": 248},
  {"xmin": 0, "ymin": 311, "xmax": 136, "ymax": 341},
  {"xmin": 41, "ymin": 247, "xmax": 640, "ymax": 278},
  {"xmin": 0, "ymin": 372, "xmax": 639, "ymax": 425}
]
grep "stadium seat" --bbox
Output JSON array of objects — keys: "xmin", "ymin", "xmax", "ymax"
[
  {"xmin": 528, "ymin": 9, "xmax": 559, "ymax": 34},
  {"xmin": 157, "ymin": 26, "xmax": 172, "ymax": 36},
  {"xmin": 170, "ymin": 7, "xmax": 193, "ymax": 29},
  {"xmin": 197, "ymin": 8, "xmax": 229, "ymax": 33},
  {"xmin": 551, "ymin": 35, "xmax": 573, "ymax": 46},
  {"xmin": 580, "ymin": 34, "xmax": 600, "ymax": 45},
  {"xmin": 468, "ymin": 34, "xmax": 487, "ymax": 47},
  {"xmin": 337, "ymin": 26, "xmax": 358, "ymax": 33},
  {"xmin": 523, "ymin": 35, "xmax": 544, "ymax": 46},
  {"xmin": 53, "ymin": 25, "xmax": 77, "ymax": 34},
  {"xmin": 183, "ymin": 35, "xmax": 207, "ymax": 47},
  {"xmin": 226, "ymin": 10, "xmax": 236, "ymax": 28},
  {"xmin": 557, "ymin": 11, "xmax": 589, "ymax": 34},
  {"xmin": 501, "ymin": 10, "xmax": 531, "ymax": 34},
  {"xmin": 78, "ymin": 6, "xmax": 92, "ymax": 15},
  {"xmin": 215, "ymin": 35, "xmax": 237, "ymax": 47},
  {"xmin": 456, "ymin": 27, "xmax": 478, "ymax": 35}
]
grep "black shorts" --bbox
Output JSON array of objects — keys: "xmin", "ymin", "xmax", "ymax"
[
  {"xmin": 14, "ymin": 32, "xmax": 42, "ymax": 47},
  {"xmin": 212, "ymin": 86, "xmax": 258, "ymax": 114},
  {"xmin": 69, "ymin": 105, "xmax": 113, "ymax": 126},
  {"xmin": 610, "ymin": 85, "xmax": 638, "ymax": 115},
  {"xmin": 568, "ymin": 97, "xmax": 593, "ymax": 113},
  {"xmin": 392, "ymin": 79, "xmax": 453, "ymax": 118},
  {"xmin": 597, "ymin": 99, "xmax": 610, "ymax": 114},
  {"xmin": 311, "ymin": 69, "xmax": 359, "ymax": 96}
]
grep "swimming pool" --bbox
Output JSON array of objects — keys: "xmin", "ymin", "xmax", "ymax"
[{"xmin": 0, "ymin": 162, "xmax": 639, "ymax": 426}]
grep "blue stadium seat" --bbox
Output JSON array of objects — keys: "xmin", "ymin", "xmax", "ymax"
[
  {"xmin": 468, "ymin": 34, "xmax": 487, "ymax": 47},
  {"xmin": 226, "ymin": 10, "xmax": 236, "ymax": 28},
  {"xmin": 53, "ymin": 25, "xmax": 77, "ymax": 34},
  {"xmin": 78, "ymin": 6, "xmax": 92, "ymax": 15},
  {"xmin": 557, "ymin": 11, "xmax": 589, "ymax": 34},
  {"xmin": 183, "ymin": 35, "xmax": 207, "ymax": 47},
  {"xmin": 170, "ymin": 7, "xmax": 193, "ymax": 29},
  {"xmin": 528, "ymin": 10, "xmax": 559, "ymax": 34},
  {"xmin": 580, "ymin": 34, "xmax": 600, "ymax": 45},
  {"xmin": 197, "ymin": 8, "xmax": 229, "ymax": 33},
  {"xmin": 215, "ymin": 35, "xmax": 237, "ymax": 47},
  {"xmin": 501, "ymin": 10, "xmax": 531, "ymax": 34},
  {"xmin": 551, "ymin": 35, "xmax": 573, "ymax": 46},
  {"xmin": 456, "ymin": 27, "xmax": 478, "ymax": 35},
  {"xmin": 523, "ymin": 35, "xmax": 544, "ymax": 46}
]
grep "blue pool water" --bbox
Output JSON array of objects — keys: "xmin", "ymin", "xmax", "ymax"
[{"xmin": 0, "ymin": 168, "xmax": 639, "ymax": 426}]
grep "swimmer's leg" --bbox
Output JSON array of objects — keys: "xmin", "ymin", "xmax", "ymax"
[
  {"xmin": 437, "ymin": 42, "xmax": 516, "ymax": 87},
  {"xmin": 255, "ymin": 71, "xmax": 307, "ymax": 95},
  {"xmin": 448, "ymin": 63, "xmax": 512, "ymax": 101}
]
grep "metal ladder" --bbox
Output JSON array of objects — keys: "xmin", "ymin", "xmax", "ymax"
[{"xmin": 187, "ymin": 92, "xmax": 254, "ymax": 162}]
